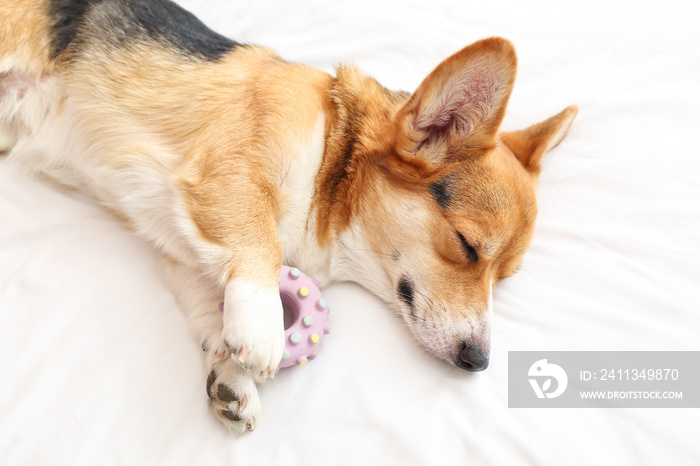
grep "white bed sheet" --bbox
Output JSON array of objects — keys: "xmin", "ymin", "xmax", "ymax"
[{"xmin": 1, "ymin": 0, "xmax": 699, "ymax": 464}]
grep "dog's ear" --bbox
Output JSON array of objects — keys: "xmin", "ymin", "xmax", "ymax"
[
  {"xmin": 501, "ymin": 105, "xmax": 578, "ymax": 175},
  {"xmin": 394, "ymin": 37, "xmax": 517, "ymax": 169}
]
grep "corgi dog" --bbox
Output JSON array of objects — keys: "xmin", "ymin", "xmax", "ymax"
[{"xmin": 0, "ymin": 0, "xmax": 577, "ymax": 433}]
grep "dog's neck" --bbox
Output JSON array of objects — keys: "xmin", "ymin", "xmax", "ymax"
[
  {"xmin": 314, "ymin": 66, "xmax": 407, "ymax": 243},
  {"xmin": 307, "ymin": 66, "xmax": 409, "ymax": 293}
]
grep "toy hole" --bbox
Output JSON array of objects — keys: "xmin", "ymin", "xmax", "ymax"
[{"xmin": 281, "ymin": 292, "xmax": 300, "ymax": 330}]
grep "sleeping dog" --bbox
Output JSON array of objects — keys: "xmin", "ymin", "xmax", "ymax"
[{"xmin": 0, "ymin": 0, "xmax": 577, "ymax": 432}]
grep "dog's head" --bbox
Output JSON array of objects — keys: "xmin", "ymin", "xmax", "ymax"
[{"xmin": 346, "ymin": 37, "xmax": 577, "ymax": 371}]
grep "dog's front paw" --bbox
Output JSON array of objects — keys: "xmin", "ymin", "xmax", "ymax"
[
  {"xmin": 206, "ymin": 357, "xmax": 261, "ymax": 433},
  {"xmin": 221, "ymin": 279, "xmax": 285, "ymax": 378}
]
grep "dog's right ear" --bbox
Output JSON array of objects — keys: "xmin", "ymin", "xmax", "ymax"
[{"xmin": 394, "ymin": 37, "xmax": 517, "ymax": 171}]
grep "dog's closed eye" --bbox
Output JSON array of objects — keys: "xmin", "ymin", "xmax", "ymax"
[{"xmin": 457, "ymin": 232, "xmax": 478, "ymax": 262}]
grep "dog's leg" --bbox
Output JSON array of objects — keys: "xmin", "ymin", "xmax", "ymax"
[
  {"xmin": 163, "ymin": 257, "xmax": 261, "ymax": 432},
  {"xmin": 175, "ymin": 167, "xmax": 287, "ymax": 380},
  {"xmin": 221, "ymin": 260, "xmax": 285, "ymax": 380}
]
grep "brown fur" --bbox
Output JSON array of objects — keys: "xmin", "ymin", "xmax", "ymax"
[
  {"xmin": 0, "ymin": 1, "xmax": 56, "ymax": 76},
  {"xmin": 0, "ymin": 0, "xmax": 577, "ymax": 431}
]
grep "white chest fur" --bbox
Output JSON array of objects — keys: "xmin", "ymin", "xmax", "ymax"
[{"xmin": 276, "ymin": 113, "xmax": 334, "ymax": 281}]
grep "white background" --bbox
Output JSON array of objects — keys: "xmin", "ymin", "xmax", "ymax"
[{"xmin": 1, "ymin": 0, "xmax": 699, "ymax": 464}]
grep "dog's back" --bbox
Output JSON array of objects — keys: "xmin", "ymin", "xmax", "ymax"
[{"xmin": 1, "ymin": 0, "xmax": 333, "ymax": 270}]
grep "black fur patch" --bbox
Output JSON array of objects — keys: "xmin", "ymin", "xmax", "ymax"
[
  {"xmin": 49, "ymin": 0, "xmax": 240, "ymax": 60},
  {"xmin": 128, "ymin": 0, "xmax": 240, "ymax": 59},
  {"xmin": 397, "ymin": 276, "xmax": 415, "ymax": 311},
  {"xmin": 49, "ymin": 0, "xmax": 96, "ymax": 59},
  {"xmin": 429, "ymin": 178, "xmax": 454, "ymax": 209}
]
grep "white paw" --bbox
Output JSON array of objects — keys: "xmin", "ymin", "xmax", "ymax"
[
  {"xmin": 206, "ymin": 356, "xmax": 261, "ymax": 433},
  {"xmin": 221, "ymin": 279, "xmax": 285, "ymax": 378}
]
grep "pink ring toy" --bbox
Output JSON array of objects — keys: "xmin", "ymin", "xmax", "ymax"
[
  {"xmin": 278, "ymin": 265, "xmax": 330, "ymax": 369},
  {"xmin": 219, "ymin": 265, "xmax": 330, "ymax": 370}
]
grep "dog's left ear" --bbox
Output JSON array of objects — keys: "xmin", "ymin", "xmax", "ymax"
[
  {"xmin": 394, "ymin": 37, "xmax": 517, "ymax": 169},
  {"xmin": 500, "ymin": 105, "xmax": 578, "ymax": 176}
]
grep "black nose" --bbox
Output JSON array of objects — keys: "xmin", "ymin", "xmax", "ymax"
[{"xmin": 455, "ymin": 344, "xmax": 489, "ymax": 372}]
